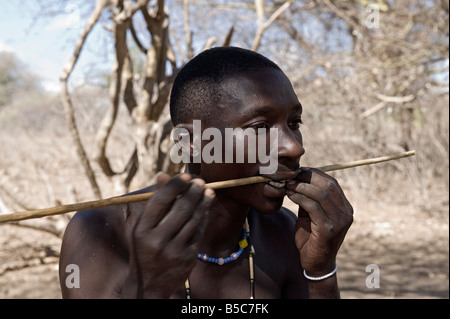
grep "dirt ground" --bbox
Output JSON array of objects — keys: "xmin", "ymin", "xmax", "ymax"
[{"xmin": 0, "ymin": 194, "xmax": 448, "ymax": 299}]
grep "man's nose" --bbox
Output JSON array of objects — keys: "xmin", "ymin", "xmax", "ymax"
[{"xmin": 277, "ymin": 127, "xmax": 305, "ymax": 161}]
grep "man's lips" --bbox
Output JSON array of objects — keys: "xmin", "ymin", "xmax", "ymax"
[
  {"xmin": 259, "ymin": 168, "xmax": 302, "ymax": 190},
  {"xmin": 261, "ymin": 181, "xmax": 287, "ymax": 198},
  {"xmin": 267, "ymin": 180, "xmax": 287, "ymax": 188},
  {"xmin": 260, "ymin": 169, "xmax": 301, "ymax": 182}
]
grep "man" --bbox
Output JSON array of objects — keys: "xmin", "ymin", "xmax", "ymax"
[{"xmin": 59, "ymin": 46, "xmax": 353, "ymax": 298}]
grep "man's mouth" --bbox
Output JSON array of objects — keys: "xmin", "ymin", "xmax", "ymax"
[
  {"xmin": 266, "ymin": 180, "xmax": 287, "ymax": 188},
  {"xmin": 260, "ymin": 168, "xmax": 301, "ymax": 189}
]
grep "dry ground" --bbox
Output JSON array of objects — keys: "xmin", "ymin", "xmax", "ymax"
[{"xmin": 0, "ymin": 194, "xmax": 447, "ymax": 299}]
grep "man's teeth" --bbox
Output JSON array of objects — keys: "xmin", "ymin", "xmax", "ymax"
[{"xmin": 267, "ymin": 180, "xmax": 286, "ymax": 188}]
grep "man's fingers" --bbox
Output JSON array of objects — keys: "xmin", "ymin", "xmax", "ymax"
[
  {"xmin": 140, "ymin": 174, "xmax": 192, "ymax": 228},
  {"xmin": 156, "ymin": 178, "xmax": 205, "ymax": 231},
  {"xmin": 287, "ymin": 189, "xmax": 330, "ymax": 225},
  {"xmin": 292, "ymin": 168, "xmax": 348, "ymax": 208},
  {"xmin": 173, "ymin": 188, "xmax": 215, "ymax": 248},
  {"xmin": 156, "ymin": 173, "xmax": 172, "ymax": 188},
  {"xmin": 286, "ymin": 168, "xmax": 352, "ymax": 220}
]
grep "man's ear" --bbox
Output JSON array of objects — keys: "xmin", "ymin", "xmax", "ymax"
[{"xmin": 173, "ymin": 123, "xmax": 199, "ymax": 157}]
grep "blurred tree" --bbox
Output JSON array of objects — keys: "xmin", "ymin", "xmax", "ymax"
[
  {"xmin": 48, "ymin": 0, "xmax": 447, "ymax": 198},
  {"xmin": 264, "ymin": 0, "xmax": 448, "ymax": 204},
  {"xmin": 0, "ymin": 51, "xmax": 41, "ymax": 107},
  {"xmin": 59, "ymin": 0, "xmax": 291, "ymax": 197},
  {"xmin": 271, "ymin": 0, "xmax": 448, "ymax": 162}
]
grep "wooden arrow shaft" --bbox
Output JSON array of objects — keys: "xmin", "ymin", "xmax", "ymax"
[{"xmin": 0, "ymin": 150, "xmax": 415, "ymax": 224}]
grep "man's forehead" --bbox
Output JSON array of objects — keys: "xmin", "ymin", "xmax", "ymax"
[
  {"xmin": 219, "ymin": 69, "xmax": 290, "ymax": 103},
  {"xmin": 220, "ymin": 68, "xmax": 286, "ymax": 88},
  {"xmin": 219, "ymin": 69, "xmax": 297, "ymax": 105}
]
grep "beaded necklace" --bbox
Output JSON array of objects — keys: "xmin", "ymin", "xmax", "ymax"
[{"xmin": 184, "ymin": 218, "xmax": 255, "ymax": 299}]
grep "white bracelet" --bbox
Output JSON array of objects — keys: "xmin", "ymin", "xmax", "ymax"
[{"xmin": 303, "ymin": 264, "xmax": 338, "ymax": 281}]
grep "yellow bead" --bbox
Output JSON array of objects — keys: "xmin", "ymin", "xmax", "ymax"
[{"xmin": 239, "ymin": 238, "xmax": 248, "ymax": 249}]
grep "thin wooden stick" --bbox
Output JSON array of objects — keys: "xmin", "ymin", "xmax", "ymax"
[
  {"xmin": 315, "ymin": 149, "xmax": 416, "ymax": 173},
  {"xmin": 0, "ymin": 150, "xmax": 415, "ymax": 224}
]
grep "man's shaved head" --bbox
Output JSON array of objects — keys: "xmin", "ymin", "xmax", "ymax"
[{"xmin": 169, "ymin": 46, "xmax": 282, "ymax": 126}]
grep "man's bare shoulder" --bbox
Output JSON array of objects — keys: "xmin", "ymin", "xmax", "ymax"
[
  {"xmin": 64, "ymin": 204, "xmax": 125, "ymax": 242},
  {"xmin": 59, "ymin": 185, "xmax": 157, "ymax": 298},
  {"xmin": 62, "ymin": 185, "xmax": 157, "ymax": 245}
]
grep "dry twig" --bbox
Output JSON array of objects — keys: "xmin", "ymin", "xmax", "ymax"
[
  {"xmin": 60, "ymin": 0, "xmax": 108, "ymax": 199},
  {"xmin": 0, "ymin": 151, "xmax": 415, "ymax": 224}
]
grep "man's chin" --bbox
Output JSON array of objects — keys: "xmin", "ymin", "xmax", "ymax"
[{"xmin": 252, "ymin": 196, "xmax": 284, "ymax": 215}]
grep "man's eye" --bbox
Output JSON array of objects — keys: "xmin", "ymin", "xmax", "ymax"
[
  {"xmin": 289, "ymin": 118, "xmax": 303, "ymax": 129},
  {"xmin": 250, "ymin": 122, "xmax": 270, "ymax": 132}
]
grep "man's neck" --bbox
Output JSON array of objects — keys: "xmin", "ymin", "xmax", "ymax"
[
  {"xmin": 183, "ymin": 166, "xmax": 251, "ymax": 256},
  {"xmin": 199, "ymin": 194, "xmax": 250, "ymax": 256}
]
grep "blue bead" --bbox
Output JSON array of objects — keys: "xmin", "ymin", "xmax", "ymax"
[{"xmin": 196, "ymin": 226, "xmax": 251, "ymax": 265}]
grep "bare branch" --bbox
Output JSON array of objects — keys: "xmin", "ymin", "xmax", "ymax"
[
  {"xmin": 123, "ymin": 53, "xmax": 138, "ymax": 113},
  {"xmin": 9, "ymin": 220, "xmax": 65, "ymax": 238},
  {"xmin": 129, "ymin": 20, "xmax": 148, "ymax": 54},
  {"xmin": 60, "ymin": 0, "xmax": 109, "ymax": 81},
  {"xmin": 321, "ymin": 0, "xmax": 414, "ymax": 42},
  {"xmin": 252, "ymin": 0, "xmax": 267, "ymax": 51},
  {"xmin": 114, "ymin": 0, "xmax": 149, "ymax": 23},
  {"xmin": 360, "ymin": 94, "xmax": 416, "ymax": 119},
  {"xmin": 0, "ymin": 184, "xmax": 34, "ymax": 211},
  {"xmin": 166, "ymin": 35, "xmax": 178, "ymax": 71},
  {"xmin": 59, "ymin": 0, "xmax": 108, "ymax": 199},
  {"xmin": 137, "ymin": 2, "xmax": 170, "ymax": 120},
  {"xmin": 359, "ymin": 101, "xmax": 388, "ymax": 119},
  {"xmin": 252, "ymin": 0, "xmax": 292, "ymax": 51},
  {"xmin": 222, "ymin": 26, "xmax": 234, "ymax": 46},
  {"xmin": 94, "ymin": 16, "xmax": 130, "ymax": 177},
  {"xmin": 202, "ymin": 36, "xmax": 217, "ymax": 51},
  {"xmin": 255, "ymin": 0, "xmax": 264, "ymax": 27},
  {"xmin": 264, "ymin": 0, "xmax": 292, "ymax": 27},
  {"xmin": 122, "ymin": 148, "xmax": 139, "ymax": 189},
  {"xmin": 375, "ymin": 93, "xmax": 416, "ymax": 104},
  {"xmin": 183, "ymin": 0, "xmax": 194, "ymax": 59}
]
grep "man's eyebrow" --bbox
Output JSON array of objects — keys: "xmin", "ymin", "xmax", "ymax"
[
  {"xmin": 241, "ymin": 103, "xmax": 303, "ymax": 119},
  {"xmin": 293, "ymin": 103, "xmax": 303, "ymax": 113},
  {"xmin": 246, "ymin": 105, "xmax": 274, "ymax": 117}
]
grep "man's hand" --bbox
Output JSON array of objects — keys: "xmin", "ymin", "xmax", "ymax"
[
  {"xmin": 286, "ymin": 168, "xmax": 353, "ymax": 277},
  {"xmin": 124, "ymin": 173, "xmax": 214, "ymax": 298}
]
